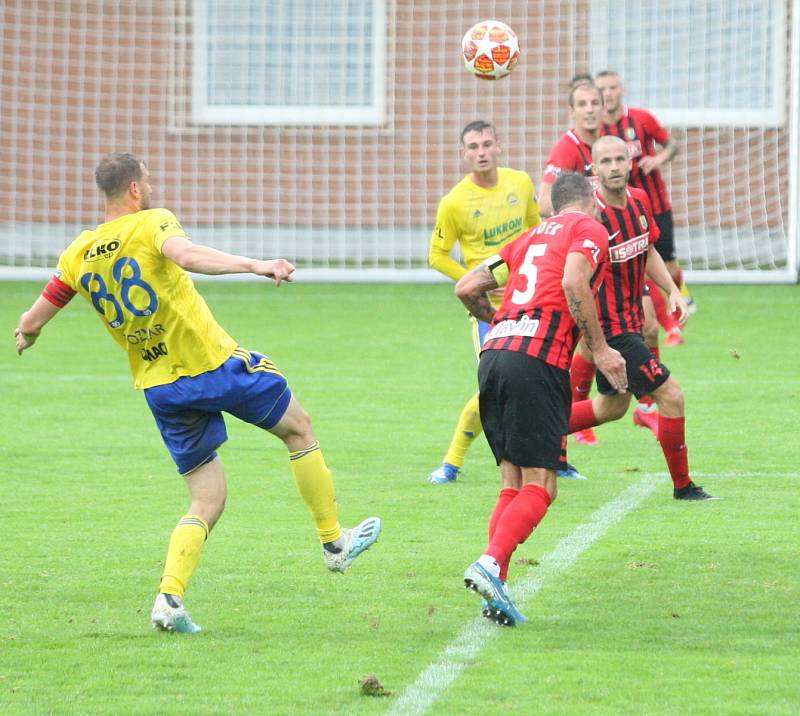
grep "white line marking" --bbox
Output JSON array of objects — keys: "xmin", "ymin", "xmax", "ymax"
[{"xmin": 387, "ymin": 475, "xmax": 660, "ymax": 716}]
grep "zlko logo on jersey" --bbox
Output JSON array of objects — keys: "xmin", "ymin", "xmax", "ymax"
[{"xmin": 84, "ymin": 239, "xmax": 121, "ymax": 262}]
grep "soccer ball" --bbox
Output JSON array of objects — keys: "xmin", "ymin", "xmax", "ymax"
[{"xmin": 462, "ymin": 20, "xmax": 520, "ymax": 80}]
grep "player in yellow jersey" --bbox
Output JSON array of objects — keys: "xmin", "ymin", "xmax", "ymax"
[
  {"xmin": 427, "ymin": 120, "xmax": 541, "ymax": 483},
  {"xmin": 14, "ymin": 153, "xmax": 381, "ymax": 633}
]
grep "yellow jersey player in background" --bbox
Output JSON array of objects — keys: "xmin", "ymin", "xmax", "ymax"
[
  {"xmin": 427, "ymin": 120, "xmax": 541, "ymax": 483},
  {"xmin": 14, "ymin": 153, "xmax": 381, "ymax": 633}
]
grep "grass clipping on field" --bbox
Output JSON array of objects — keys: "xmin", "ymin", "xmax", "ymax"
[{"xmin": 359, "ymin": 673, "xmax": 393, "ymax": 697}]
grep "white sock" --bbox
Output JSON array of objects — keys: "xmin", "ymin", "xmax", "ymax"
[{"xmin": 477, "ymin": 554, "xmax": 500, "ymax": 578}]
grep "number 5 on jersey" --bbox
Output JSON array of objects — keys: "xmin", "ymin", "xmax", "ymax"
[{"xmin": 511, "ymin": 243, "xmax": 547, "ymax": 305}]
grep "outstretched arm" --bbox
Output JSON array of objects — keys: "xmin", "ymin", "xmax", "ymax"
[
  {"xmin": 15, "ymin": 295, "xmax": 63, "ymax": 355},
  {"xmin": 161, "ymin": 236, "xmax": 295, "ymax": 285},
  {"xmin": 455, "ymin": 263, "xmax": 500, "ymax": 324}
]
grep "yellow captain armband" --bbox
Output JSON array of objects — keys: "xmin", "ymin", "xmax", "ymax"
[{"xmin": 484, "ymin": 254, "xmax": 509, "ymax": 288}]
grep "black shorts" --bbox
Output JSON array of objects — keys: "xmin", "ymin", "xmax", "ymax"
[
  {"xmin": 653, "ymin": 210, "xmax": 676, "ymax": 263},
  {"xmin": 596, "ymin": 332, "xmax": 671, "ymax": 399},
  {"xmin": 478, "ymin": 349, "xmax": 570, "ymax": 470}
]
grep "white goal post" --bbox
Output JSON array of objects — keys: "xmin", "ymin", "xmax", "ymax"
[{"xmin": 1, "ymin": 0, "xmax": 798, "ymax": 284}]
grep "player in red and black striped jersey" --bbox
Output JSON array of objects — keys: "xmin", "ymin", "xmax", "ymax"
[
  {"xmin": 594, "ymin": 184, "xmax": 660, "ymax": 336},
  {"xmin": 538, "ymin": 83, "xmax": 603, "ymax": 218},
  {"xmin": 539, "ymin": 81, "xmax": 606, "ymax": 447},
  {"xmin": 596, "ymin": 70, "xmax": 693, "ymax": 344},
  {"xmin": 454, "ymin": 173, "xmax": 627, "ymax": 625},
  {"xmin": 480, "ymin": 207, "xmax": 608, "ymax": 367},
  {"xmin": 567, "ymin": 136, "xmax": 716, "ymax": 501}
]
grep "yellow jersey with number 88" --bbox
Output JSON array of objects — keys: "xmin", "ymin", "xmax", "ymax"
[{"xmin": 56, "ymin": 208, "xmax": 237, "ymax": 389}]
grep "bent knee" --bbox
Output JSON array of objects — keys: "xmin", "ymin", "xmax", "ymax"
[
  {"xmin": 271, "ymin": 398, "xmax": 317, "ymax": 451},
  {"xmin": 291, "ymin": 405, "xmax": 313, "ymax": 437},
  {"xmin": 610, "ymin": 402, "xmax": 630, "ymax": 420},
  {"xmin": 595, "ymin": 394, "xmax": 631, "ymax": 422},
  {"xmin": 192, "ymin": 493, "xmax": 227, "ymax": 530}
]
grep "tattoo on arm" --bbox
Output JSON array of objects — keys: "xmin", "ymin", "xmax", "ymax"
[
  {"xmin": 463, "ymin": 292, "xmax": 495, "ymax": 324},
  {"xmin": 460, "ymin": 264, "xmax": 498, "ymax": 324},
  {"xmin": 566, "ymin": 288, "xmax": 597, "ymax": 351}
]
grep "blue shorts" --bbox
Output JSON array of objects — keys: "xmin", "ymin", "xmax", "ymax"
[{"xmin": 144, "ymin": 347, "xmax": 292, "ymax": 475}]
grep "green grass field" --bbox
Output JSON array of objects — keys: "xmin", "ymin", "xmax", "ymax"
[{"xmin": 1, "ymin": 281, "xmax": 799, "ymax": 715}]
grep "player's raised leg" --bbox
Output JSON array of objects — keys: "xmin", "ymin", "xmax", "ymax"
[
  {"xmin": 570, "ymin": 340, "xmax": 599, "ymax": 445},
  {"xmin": 268, "ymin": 394, "xmax": 381, "ymax": 571},
  {"xmin": 568, "ymin": 392, "xmax": 631, "ymax": 439}
]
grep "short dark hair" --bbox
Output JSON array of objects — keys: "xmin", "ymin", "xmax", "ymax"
[
  {"xmin": 551, "ymin": 172, "xmax": 594, "ymax": 213},
  {"xmin": 95, "ymin": 152, "xmax": 145, "ymax": 198},
  {"xmin": 460, "ymin": 120, "xmax": 496, "ymax": 144},
  {"xmin": 568, "ymin": 82, "xmax": 601, "ymax": 108},
  {"xmin": 569, "ymin": 73, "xmax": 594, "ymax": 90}
]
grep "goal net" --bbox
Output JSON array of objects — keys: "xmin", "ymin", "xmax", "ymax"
[{"xmin": 1, "ymin": 0, "xmax": 798, "ymax": 283}]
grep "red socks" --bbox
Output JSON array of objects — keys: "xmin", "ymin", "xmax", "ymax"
[
  {"xmin": 488, "ymin": 487, "xmax": 519, "ymax": 580},
  {"xmin": 670, "ymin": 267, "xmax": 685, "ymax": 323},
  {"xmin": 569, "ymin": 399, "xmax": 598, "ymax": 433},
  {"xmin": 647, "ymin": 279, "xmax": 678, "ymax": 332},
  {"xmin": 486, "ymin": 483, "xmax": 552, "ymax": 578},
  {"xmin": 570, "ymin": 352, "xmax": 596, "ymax": 403},
  {"xmin": 488, "ymin": 488, "xmax": 519, "ymax": 540},
  {"xmin": 657, "ymin": 415, "xmax": 692, "ymax": 489}
]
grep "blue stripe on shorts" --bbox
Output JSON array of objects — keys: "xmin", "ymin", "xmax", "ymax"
[
  {"xmin": 144, "ymin": 348, "xmax": 292, "ymax": 474},
  {"xmin": 478, "ymin": 319, "xmax": 492, "ymax": 347}
]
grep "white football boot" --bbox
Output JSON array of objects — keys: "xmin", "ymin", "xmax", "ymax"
[{"xmin": 322, "ymin": 517, "xmax": 382, "ymax": 573}]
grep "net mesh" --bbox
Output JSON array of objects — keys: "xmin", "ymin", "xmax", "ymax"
[{"xmin": 1, "ymin": 0, "xmax": 797, "ymax": 280}]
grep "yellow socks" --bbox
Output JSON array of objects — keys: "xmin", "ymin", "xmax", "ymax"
[
  {"xmin": 289, "ymin": 441, "xmax": 342, "ymax": 544},
  {"xmin": 444, "ymin": 393, "xmax": 483, "ymax": 468},
  {"xmin": 160, "ymin": 515, "xmax": 209, "ymax": 597}
]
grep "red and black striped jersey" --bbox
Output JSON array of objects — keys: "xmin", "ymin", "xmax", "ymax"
[
  {"xmin": 601, "ymin": 105, "xmax": 672, "ymax": 214},
  {"xmin": 594, "ymin": 187, "xmax": 660, "ymax": 336},
  {"xmin": 542, "ymin": 130, "xmax": 599, "ymax": 189},
  {"xmin": 482, "ymin": 211, "xmax": 609, "ymax": 369}
]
